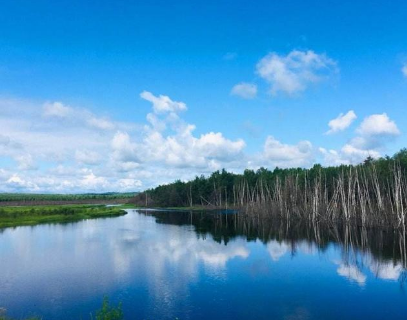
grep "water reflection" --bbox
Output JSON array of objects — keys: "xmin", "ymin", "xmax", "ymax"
[
  {"xmin": 0, "ymin": 209, "xmax": 406, "ymax": 320},
  {"xmin": 138, "ymin": 209, "xmax": 407, "ymax": 283}
]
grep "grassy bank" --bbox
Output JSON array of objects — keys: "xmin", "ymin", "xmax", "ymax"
[
  {"xmin": 0, "ymin": 205, "xmax": 127, "ymax": 229},
  {"xmin": 0, "ymin": 192, "xmax": 136, "ymax": 207}
]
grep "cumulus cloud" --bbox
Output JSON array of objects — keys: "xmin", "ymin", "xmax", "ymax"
[
  {"xmin": 111, "ymin": 131, "xmax": 140, "ymax": 164},
  {"xmin": 320, "ymin": 113, "xmax": 400, "ymax": 165},
  {"xmin": 6, "ymin": 174, "xmax": 39, "ymax": 192},
  {"xmin": 256, "ymin": 50, "xmax": 337, "ymax": 95},
  {"xmin": 2, "ymin": 92, "xmax": 402, "ymax": 193},
  {"xmin": 231, "ymin": 82, "xmax": 257, "ymax": 99},
  {"xmin": 0, "ymin": 93, "xmax": 248, "ymax": 192},
  {"xmin": 263, "ymin": 136, "xmax": 313, "ymax": 168},
  {"xmin": 140, "ymin": 91, "xmax": 187, "ymax": 114},
  {"xmin": 75, "ymin": 150, "xmax": 102, "ymax": 166},
  {"xmin": 357, "ymin": 113, "xmax": 400, "ymax": 136},
  {"xmin": 326, "ymin": 110, "xmax": 357, "ymax": 134},
  {"xmin": 111, "ymin": 94, "xmax": 246, "ymax": 172},
  {"xmin": 79, "ymin": 171, "xmax": 109, "ymax": 190}
]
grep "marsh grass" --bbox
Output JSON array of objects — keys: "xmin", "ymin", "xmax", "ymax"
[{"xmin": 0, "ymin": 205, "xmax": 126, "ymax": 228}]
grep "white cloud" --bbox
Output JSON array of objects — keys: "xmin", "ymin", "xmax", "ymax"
[
  {"xmin": 326, "ymin": 110, "xmax": 357, "ymax": 134},
  {"xmin": 43, "ymin": 101, "xmax": 116, "ymax": 131},
  {"xmin": 43, "ymin": 101, "xmax": 72, "ymax": 118},
  {"xmin": 2, "ymin": 92, "xmax": 402, "ymax": 193},
  {"xmin": 6, "ymin": 174, "xmax": 39, "ymax": 192},
  {"xmin": 231, "ymin": 82, "xmax": 257, "ymax": 99},
  {"xmin": 138, "ymin": 126, "xmax": 245, "ymax": 169},
  {"xmin": 263, "ymin": 136, "xmax": 313, "ymax": 168},
  {"xmin": 402, "ymin": 62, "xmax": 407, "ymax": 77},
  {"xmin": 140, "ymin": 91, "xmax": 187, "ymax": 114},
  {"xmin": 75, "ymin": 150, "xmax": 102, "ymax": 166},
  {"xmin": 87, "ymin": 117, "xmax": 115, "ymax": 130},
  {"xmin": 320, "ymin": 113, "xmax": 400, "ymax": 165},
  {"xmin": 111, "ymin": 96, "xmax": 246, "ymax": 171},
  {"xmin": 111, "ymin": 131, "xmax": 140, "ymax": 164},
  {"xmin": 0, "ymin": 134, "xmax": 11, "ymax": 145},
  {"xmin": 256, "ymin": 50, "xmax": 337, "ymax": 95},
  {"xmin": 320, "ymin": 145, "xmax": 380, "ymax": 166},
  {"xmin": 357, "ymin": 113, "xmax": 400, "ymax": 136},
  {"xmin": 15, "ymin": 154, "xmax": 37, "ymax": 171},
  {"xmin": 117, "ymin": 178, "xmax": 142, "ymax": 190},
  {"xmin": 195, "ymin": 132, "xmax": 246, "ymax": 160},
  {"xmin": 0, "ymin": 93, "xmax": 248, "ymax": 192},
  {"xmin": 79, "ymin": 170, "xmax": 109, "ymax": 190}
]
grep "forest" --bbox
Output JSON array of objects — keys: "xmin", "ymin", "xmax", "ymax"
[
  {"xmin": 133, "ymin": 149, "xmax": 407, "ymax": 228},
  {"xmin": 0, "ymin": 192, "xmax": 136, "ymax": 207},
  {"xmin": 0, "ymin": 192, "xmax": 135, "ymax": 202}
]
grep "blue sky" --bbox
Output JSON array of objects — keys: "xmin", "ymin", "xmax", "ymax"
[{"xmin": 1, "ymin": 0, "xmax": 407, "ymax": 192}]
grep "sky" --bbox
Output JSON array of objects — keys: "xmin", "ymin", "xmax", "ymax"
[{"xmin": 1, "ymin": 0, "xmax": 407, "ymax": 193}]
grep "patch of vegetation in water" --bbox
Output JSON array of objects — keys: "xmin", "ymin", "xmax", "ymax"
[
  {"xmin": 0, "ymin": 205, "xmax": 127, "ymax": 229},
  {"xmin": 0, "ymin": 297, "xmax": 123, "ymax": 320}
]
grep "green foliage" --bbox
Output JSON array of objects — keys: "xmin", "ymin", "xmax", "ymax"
[
  {"xmin": 0, "ymin": 205, "xmax": 127, "ymax": 228},
  {"xmin": 137, "ymin": 148, "xmax": 407, "ymax": 209},
  {"xmin": 0, "ymin": 192, "xmax": 136, "ymax": 203},
  {"xmin": 0, "ymin": 297, "xmax": 124, "ymax": 320},
  {"xmin": 94, "ymin": 297, "xmax": 123, "ymax": 320}
]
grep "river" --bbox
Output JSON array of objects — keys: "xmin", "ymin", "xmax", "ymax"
[{"xmin": 0, "ymin": 209, "xmax": 406, "ymax": 319}]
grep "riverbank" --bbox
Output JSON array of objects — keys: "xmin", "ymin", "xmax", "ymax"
[
  {"xmin": 0, "ymin": 192, "xmax": 136, "ymax": 207},
  {"xmin": 0, "ymin": 205, "xmax": 127, "ymax": 228}
]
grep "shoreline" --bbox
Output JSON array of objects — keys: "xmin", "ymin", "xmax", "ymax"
[{"xmin": 0, "ymin": 204, "xmax": 127, "ymax": 229}]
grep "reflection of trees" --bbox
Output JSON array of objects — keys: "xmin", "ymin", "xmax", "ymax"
[{"xmin": 137, "ymin": 209, "xmax": 407, "ymax": 273}]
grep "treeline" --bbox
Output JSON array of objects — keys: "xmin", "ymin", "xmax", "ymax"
[
  {"xmin": 133, "ymin": 149, "xmax": 407, "ymax": 228},
  {"xmin": 0, "ymin": 192, "xmax": 136, "ymax": 202}
]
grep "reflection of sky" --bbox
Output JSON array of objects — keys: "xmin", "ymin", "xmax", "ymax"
[
  {"xmin": 337, "ymin": 264, "xmax": 367, "ymax": 285},
  {"xmin": 0, "ymin": 210, "xmax": 406, "ymax": 320}
]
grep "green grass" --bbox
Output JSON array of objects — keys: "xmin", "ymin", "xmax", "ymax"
[
  {"xmin": 0, "ymin": 204, "xmax": 127, "ymax": 229},
  {"xmin": 0, "ymin": 192, "xmax": 136, "ymax": 202}
]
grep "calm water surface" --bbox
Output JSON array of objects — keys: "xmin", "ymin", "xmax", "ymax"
[{"xmin": 0, "ymin": 209, "xmax": 406, "ymax": 319}]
